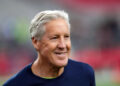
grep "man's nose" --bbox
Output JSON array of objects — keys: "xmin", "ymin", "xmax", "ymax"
[{"xmin": 58, "ymin": 38, "xmax": 66, "ymax": 49}]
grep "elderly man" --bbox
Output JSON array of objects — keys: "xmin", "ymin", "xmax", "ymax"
[{"xmin": 3, "ymin": 10, "xmax": 95, "ymax": 86}]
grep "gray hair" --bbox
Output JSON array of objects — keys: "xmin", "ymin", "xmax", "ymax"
[{"xmin": 29, "ymin": 10, "xmax": 70, "ymax": 40}]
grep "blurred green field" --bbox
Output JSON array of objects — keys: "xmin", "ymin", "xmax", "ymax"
[
  {"xmin": 0, "ymin": 78, "xmax": 6, "ymax": 86},
  {"xmin": 95, "ymin": 70, "xmax": 120, "ymax": 86},
  {"xmin": 96, "ymin": 78, "xmax": 120, "ymax": 86},
  {"xmin": 0, "ymin": 75, "xmax": 13, "ymax": 86},
  {"xmin": 0, "ymin": 81, "xmax": 4, "ymax": 86}
]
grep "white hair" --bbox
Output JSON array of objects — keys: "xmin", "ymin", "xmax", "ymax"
[{"xmin": 29, "ymin": 10, "xmax": 70, "ymax": 40}]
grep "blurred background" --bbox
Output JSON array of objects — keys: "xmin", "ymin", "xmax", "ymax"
[{"xmin": 0, "ymin": 0, "xmax": 120, "ymax": 86}]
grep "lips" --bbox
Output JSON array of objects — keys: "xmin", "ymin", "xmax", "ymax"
[
  {"xmin": 55, "ymin": 52, "xmax": 67, "ymax": 54},
  {"xmin": 54, "ymin": 52, "xmax": 67, "ymax": 59}
]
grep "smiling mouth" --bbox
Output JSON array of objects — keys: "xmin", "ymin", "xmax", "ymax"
[
  {"xmin": 55, "ymin": 52, "xmax": 67, "ymax": 54},
  {"xmin": 54, "ymin": 52, "xmax": 67, "ymax": 57}
]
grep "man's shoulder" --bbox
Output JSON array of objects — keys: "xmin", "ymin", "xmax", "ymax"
[
  {"xmin": 68, "ymin": 59, "xmax": 94, "ymax": 73},
  {"xmin": 68, "ymin": 59, "xmax": 91, "ymax": 67},
  {"xmin": 3, "ymin": 64, "xmax": 32, "ymax": 86}
]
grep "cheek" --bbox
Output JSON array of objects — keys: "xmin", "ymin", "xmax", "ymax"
[
  {"xmin": 40, "ymin": 43, "xmax": 49, "ymax": 55},
  {"xmin": 67, "ymin": 41, "xmax": 71, "ymax": 50},
  {"xmin": 40, "ymin": 43, "xmax": 56, "ymax": 54}
]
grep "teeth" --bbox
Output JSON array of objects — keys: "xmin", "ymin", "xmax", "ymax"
[
  {"xmin": 56, "ymin": 53, "xmax": 62, "ymax": 54},
  {"xmin": 55, "ymin": 52, "xmax": 65, "ymax": 54}
]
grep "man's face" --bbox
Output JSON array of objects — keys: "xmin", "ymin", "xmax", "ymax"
[{"xmin": 37, "ymin": 18, "xmax": 71, "ymax": 67}]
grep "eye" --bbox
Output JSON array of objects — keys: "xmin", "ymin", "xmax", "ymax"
[
  {"xmin": 64, "ymin": 35, "xmax": 70, "ymax": 39},
  {"xmin": 50, "ymin": 36, "xmax": 58, "ymax": 40}
]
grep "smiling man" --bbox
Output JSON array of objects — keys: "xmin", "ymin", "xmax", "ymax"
[{"xmin": 3, "ymin": 10, "xmax": 95, "ymax": 86}]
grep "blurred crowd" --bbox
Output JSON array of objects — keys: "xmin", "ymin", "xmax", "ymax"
[{"xmin": 0, "ymin": 19, "xmax": 36, "ymax": 75}]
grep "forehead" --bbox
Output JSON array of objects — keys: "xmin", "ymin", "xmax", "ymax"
[{"xmin": 44, "ymin": 18, "xmax": 70, "ymax": 35}]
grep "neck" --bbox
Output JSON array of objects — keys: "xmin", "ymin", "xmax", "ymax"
[{"xmin": 31, "ymin": 55, "xmax": 64, "ymax": 78}]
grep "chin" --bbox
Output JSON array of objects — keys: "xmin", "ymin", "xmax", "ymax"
[{"xmin": 54, "ymin": 58, "xmax": 68, "ymax": 68}]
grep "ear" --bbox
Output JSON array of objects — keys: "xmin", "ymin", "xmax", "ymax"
[{"xmin": 31, "ymin": 37, "xmax": 40, "ymax": 51}]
